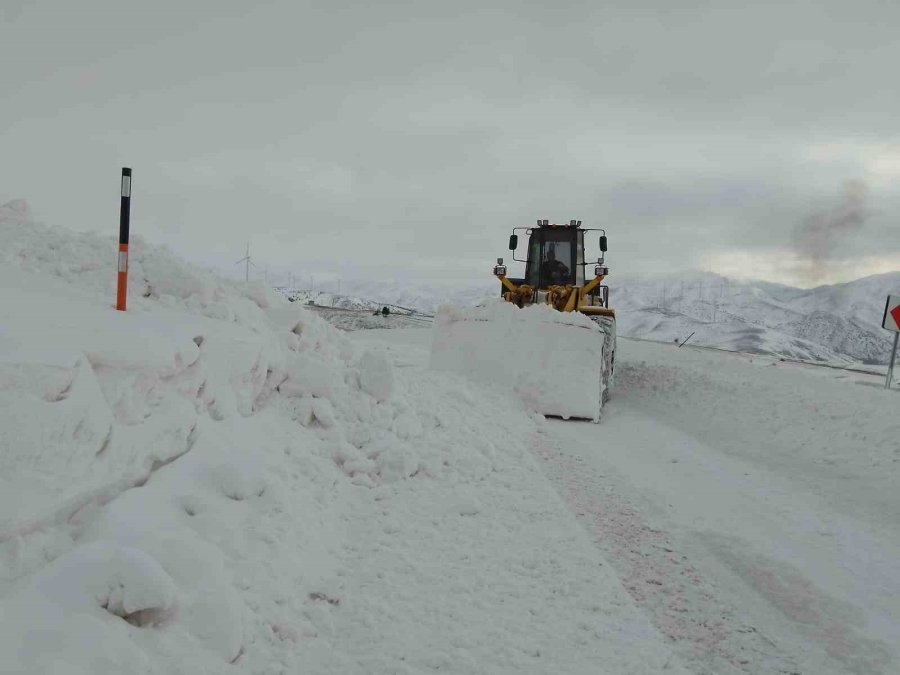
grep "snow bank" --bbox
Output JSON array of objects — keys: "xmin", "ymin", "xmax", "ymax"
[
  {"xmin": 0, "ymin": 200, "xmax": 518, "ymax": 670},
  {"xmin": 0, "ymin": 199, "xmax": 281, "ymax": 326},
  {"xmin": 430, "ymin": 301, "xmax": 605, "ymax": 420}
]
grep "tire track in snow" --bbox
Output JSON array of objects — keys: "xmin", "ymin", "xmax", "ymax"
[{"xmin": 535, "ymin": 432, "xmax": 803, "ymax": 675}]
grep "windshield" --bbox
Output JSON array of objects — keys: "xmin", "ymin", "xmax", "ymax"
[{"xmin": 525, "ymin": 231, "xmax": 575, "ymax": 287}]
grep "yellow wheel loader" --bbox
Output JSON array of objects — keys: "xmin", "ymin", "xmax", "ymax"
[{"xmin": 430, "ymin": 219, "xmax": 615, "ymax": 422}]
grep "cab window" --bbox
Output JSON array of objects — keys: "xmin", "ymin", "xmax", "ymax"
[{"xmin": 526, "ymin": 231, "xmax": 575, "ymax": 287}]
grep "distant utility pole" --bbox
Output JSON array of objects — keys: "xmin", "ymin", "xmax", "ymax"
[{"xmin": 235, "ymin": 242, "xmax": 257, "ymax": 282}]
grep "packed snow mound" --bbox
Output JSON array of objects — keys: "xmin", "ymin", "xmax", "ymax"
[
  {"xmin": 0, "ymin": 543, "xmax": 179, "ymax": 673},
  {"xmin": 0, "ymin": 206, "xmax": 685, "ymax": 673},
  {"xmin": 34, "ymin": 541, "xmax": 178, "ymax": 620},
  {"xmin": 431, "ymin": 301, "xmax": 605, "ymax": 420},
  {"xmin": 0, "ymin": 206, "xmax": 517, "ymax": 667},
  {"xmin": 0, "ymin": 210, "xmax": 518, "ymax": 500}
]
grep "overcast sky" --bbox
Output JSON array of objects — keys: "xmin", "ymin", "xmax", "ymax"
[{"xmin": 3, "ymin": 0, "xmax": 900, "ymax": 288}]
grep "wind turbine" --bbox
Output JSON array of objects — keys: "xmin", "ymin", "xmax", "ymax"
[{"xmin": 235, "ymin": 242, "xmax": 257, "ymax": 282}]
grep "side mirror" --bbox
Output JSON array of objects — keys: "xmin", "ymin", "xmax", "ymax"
[
  {"xmin": 508, "ymin": 234, "xmax": 518, "ymax": 251},
  {"xmin": 599, "ymin": 235, "xmax": 608, "ymax": 252}
]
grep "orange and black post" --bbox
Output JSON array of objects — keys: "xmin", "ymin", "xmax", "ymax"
[{"xmin": 116, "ymin": 167, "xmax": 131, "ymax": 311}]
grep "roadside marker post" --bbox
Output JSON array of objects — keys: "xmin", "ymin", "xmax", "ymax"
[
  {"xmin": 880, "ymin": 295, "xmax": 900, "ymax": 389},
  {"xmin": 116, "ymin": 168, "xmax": 132, "ymax": 311}
]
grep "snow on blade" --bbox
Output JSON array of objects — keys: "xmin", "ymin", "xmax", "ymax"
[{"xmin": 430, "ymin": 301, "xmax": 605, "ymax": 421}]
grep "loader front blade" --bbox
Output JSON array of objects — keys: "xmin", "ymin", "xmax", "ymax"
[{"xmin": 429, "ymin": 303, "xmax": 606, "ymax": 421}]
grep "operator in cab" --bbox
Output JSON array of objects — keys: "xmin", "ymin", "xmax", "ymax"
[{"xmin": 541, "ymin": 248, "xmax": 570, "ymax": 286}]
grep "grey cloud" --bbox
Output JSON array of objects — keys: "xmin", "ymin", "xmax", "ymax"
[{"xmin": 2, "ymin": 0, "xmax": 900, "ymax": 287}]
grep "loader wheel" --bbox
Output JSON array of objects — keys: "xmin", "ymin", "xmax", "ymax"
[{"xmin": 589, "ymin": 315, "xmax": 616, "ymax": 406}]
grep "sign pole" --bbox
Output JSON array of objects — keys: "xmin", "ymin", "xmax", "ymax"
[
  {"xmin": 880, "ymin": 294, "xmax": 900, "ymax": 389},
  {"xmin": 116, "ymin": 168, "xmax": 132, "ymax": 311},
  {"xmin": 886, "ymin": 332, "xmax": 899, "ymax": 389}
]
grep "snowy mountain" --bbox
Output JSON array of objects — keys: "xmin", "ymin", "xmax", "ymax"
[{"xmin": 609, "ymin": 271, "xmax": 900, "ymax": 364}]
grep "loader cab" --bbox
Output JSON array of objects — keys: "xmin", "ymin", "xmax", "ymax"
[{"xmin": 524, "ymin": 224, "xmax": 584, "ymax": 289}]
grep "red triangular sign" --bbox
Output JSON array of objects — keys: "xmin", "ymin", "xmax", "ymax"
[{"xmin": 890, "ymin": 305, "xmax": 900, "ymax": 328}]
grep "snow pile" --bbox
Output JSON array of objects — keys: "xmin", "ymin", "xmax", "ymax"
[
  {"xmin": 0, "ymin": 202, "xmax": 518, "ymax": 670},
  {"xmin": 0, "ymin": 200, "xmax": 281, "ymax": 325},
  {"xmin": 430, "ymin": 301, "xmax": 605, "ymax": 421},
  {"xmin": 0, "ymin": 202, "xmax": 681, "ymax": 673}
]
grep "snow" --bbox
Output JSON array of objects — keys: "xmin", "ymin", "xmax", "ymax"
[
  {"xmin": 610, "ymin": 271, "xmax": 900, "ymax": 364},
  {"xmin": 8, "ymin": 195, "xmax": 896, "ymax": 673},
  {"xmin": 537, "ymin": 338, "xmax": 900, "ymax": 673},
  {"xmin": 0, "ymin": 202, "xmax": 683, "ymax": 674},
  {"xmin": 357, "ymin": 349, "xmax": 394, "ymax": 402},
  {"xmin": 430, "ymin": 301, "xmax": 606, "ymax": 421}
]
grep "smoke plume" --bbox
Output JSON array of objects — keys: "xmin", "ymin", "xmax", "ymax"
[{"xmin": 793, "ymin": 180, "xmax": 868, "ymax": 283}]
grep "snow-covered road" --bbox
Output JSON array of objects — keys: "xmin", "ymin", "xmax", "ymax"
[{"xmin": 358, "ymin": 328, "xmax": 900, "ymax": 674}]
